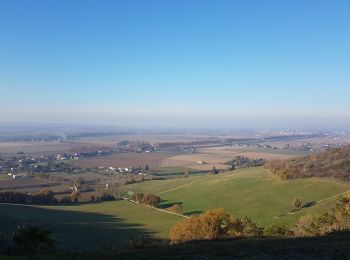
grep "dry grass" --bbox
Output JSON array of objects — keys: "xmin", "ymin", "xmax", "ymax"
[
  {"xmin": 161, "ymin": 146, "xmax": 296, "ymax": 170},
  {"xmin": 72, "ymin": 152, "xmax": 173, "ymax": 169}
]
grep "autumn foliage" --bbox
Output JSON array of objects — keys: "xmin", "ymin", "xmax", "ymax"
[
  {"xmin": 132, "ymin": 193, "xmax": 161, "ymax": 207},
  {"xmin": 169, "ymin": 208, "xmax": 261, "ymax": 244},
  {"xmin": 265, "ymin": 145, "xmax": 350, "ymax": 181}
]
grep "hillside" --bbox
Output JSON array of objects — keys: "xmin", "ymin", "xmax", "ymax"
[
  {"xmin": 123, "ymin": 167, "xmax": 350, "ymax": 225},
  {"xmin": 266, "ymin": 145, "xmax": 350, "ymax": 181},
  {"xmin": 0, "ymin": 201, "xmax": 181, "ymax": 250}
]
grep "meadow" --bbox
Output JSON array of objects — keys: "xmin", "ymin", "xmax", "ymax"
[
  {"xmin": 0, "ymin": 200, "xmax": 182, "ymax": 250},
  {"xmin": 123, "ymin": 167, "xmax": 350, "ymax": 225}
]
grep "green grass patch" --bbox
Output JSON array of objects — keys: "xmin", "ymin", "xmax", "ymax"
[
  {"xmin": 0, "ymin": 201, "xmax": 182, "ymax": 250},
  {"xmin": 124, "ymin": 167, "xmax": 350, "ymax": 225}
]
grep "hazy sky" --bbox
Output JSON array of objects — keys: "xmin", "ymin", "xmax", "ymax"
[{"xmin": 1, "ymin": 0, "xmax": 349, "ymax": 129}]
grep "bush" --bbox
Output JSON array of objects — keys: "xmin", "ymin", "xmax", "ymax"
[
  {"xmin": 293, "ymin": 198, "xmax": 303, "ymax": 209},
  {"xmin": 264, "ymin": 224, "xmax": 292, "ymax": 237},
  {"xmin": 227, "ymin": 216, "xmax": 262, "ymax": 237},
  {"xmin": 133, "ymin": 193, "xmax": 144, "ymax": 204},
  {"xmin": 13, "ymin": 225, "xmax": 55, "ymax": 254},
  {"xmin": 170, "ymin": 208, "xmax": 262, "ymax": 244},
  {"xmin": 142, "ymin": 194, "xmax": 161, "ymax": 206},
  {"xmin": 129, "ymin": 234, "xmax": 166, "ymax": 249},
  {"xmin": 167, "ymin": 203, "xmax": 183, "ymax": 214}
]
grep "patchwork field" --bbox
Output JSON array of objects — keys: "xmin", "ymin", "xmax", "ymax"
[
  {"xmin": 161, "ymin": 146, "xmax": 304, "ymax": 171},
  {"xmin": 124, "ymin": 167, "xmax": 350, "ymax": 225},
  {"xmin": 0, "ymin": 200, "xmax": 182, "ymax": 250},
  {"xmin": 72, "ymin": 152, "xmax": 174, "ymax": 169}
]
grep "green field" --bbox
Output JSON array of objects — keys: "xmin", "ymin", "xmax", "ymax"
[
  {"xmin": 1, "ymin": 167, "xmax": 349, "ymax": 250},
  {"xmin": 0, "ymin": 201, "xmax": 182, "ymax": 250},
  {"xmin": 124, "ymin": 167, "xmax": 350, "ymax": 225}
]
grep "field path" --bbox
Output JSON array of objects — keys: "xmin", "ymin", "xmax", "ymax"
[
  {"xmin": 315, "ymin": 190, "xmax": 348, "ymax": 204},
  {"xmin": 124, "ymin": 198, "xmax": 189, "ymax": 218},
  {"xmin": 275, "ymin": 190, "xmax": 349, "ymax": 219},
  {"xmin": 157, "ymin": 182, "xmax": 196, "ymax": 195}
]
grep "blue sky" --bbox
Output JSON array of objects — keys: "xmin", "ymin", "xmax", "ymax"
[{"xmin": 0, "ymin": 0, "xmax": 349, "ymax": 129}]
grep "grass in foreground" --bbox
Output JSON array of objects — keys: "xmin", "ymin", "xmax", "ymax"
[
  {"xmin": 1, "ymin": 232, "xmax": 350, "ymax": 259},
  {"xmin": 0, "ymin": 201, "xmax": 182, "ymax": 250}
]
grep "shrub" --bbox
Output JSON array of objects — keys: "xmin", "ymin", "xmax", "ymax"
[
  {"xmin": 142, "ymin": 194, "xmax": 161, "ymax": 206},
  {"xmin": 13, "ymin": 225, "xmax": 55, "ymax": 254},
  {"xmin": 293, "ymin": 198, "xmax": 303, "ymax": 209},
  {"xmin": 129, "ymin": 234, "xmax": 166, "ymax": 249},
  {"xmin": 227, "ymin": 216, "xmax": 262, "ymax": 237},
  {"xmin": 133, "ymin": 193, "xmax": 144, "ymax": 204},
  {"xmin": 167, "ymin": 203, "xmax": 183, "ymax": 214},
  {"xmin": 170, "ymin": 208, "xmax": 261, "ymax": 244},
  {"xmin": 264, "ymin": 224, "xmax": 292, "ymax": 237}
]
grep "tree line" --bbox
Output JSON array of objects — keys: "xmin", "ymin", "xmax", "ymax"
[
  {"xmin": 0, "ymin": 190, "xmax": 56, "ymax": 204},
  {"xmin": 226, "ymin": 156, "xmax": 266, "ymax": 170}
]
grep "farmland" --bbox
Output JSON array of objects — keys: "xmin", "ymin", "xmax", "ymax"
[
  {"xmin": 71, "ymin": 152, "xmax": 174, "ymax": 169},
  {"xmin": 123, "ymin": 167, "xmax": 350, "ymax": 225},
  {"xmin": 1, "ymin": 166, "xmax": 349, "ymax": 251},
  {"xmin": 1, "ymin": 130, "xmax": 350, "ymax": 254},
  {"xmin": 161, "ymin": 146, "xmax": 306, "ymax": 171}
]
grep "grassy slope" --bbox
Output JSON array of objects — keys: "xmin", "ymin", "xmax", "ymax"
[
  {"xmin": 0, "ymin": 201, "xmax": 182, "ymax": 250},
  {"xmin": 124, "ymin": 167, "xmax": 350, "ymax": 225}
]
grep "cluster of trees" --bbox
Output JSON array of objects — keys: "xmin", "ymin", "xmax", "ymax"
[
  {"xmin": 265, "ymin": 145, "xmax": 350, "ymax": 180},
  {"xmin": 132, "ymin": 193, "xmax": 161, "ymax": 207},
  {"xmin": 226, "ymin": 156, "xmax": 266, "ymax": 170},
  {"xmin": 170, "ymin": 192, "xmax": 350, "ymax": 245},
  {"xmin": 170, "ymin": 208, "xmax": 262, "ymax": 244},
  {"xmin": 0, "ymin": 190, "xmax": 56, "ymax": 204}
]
